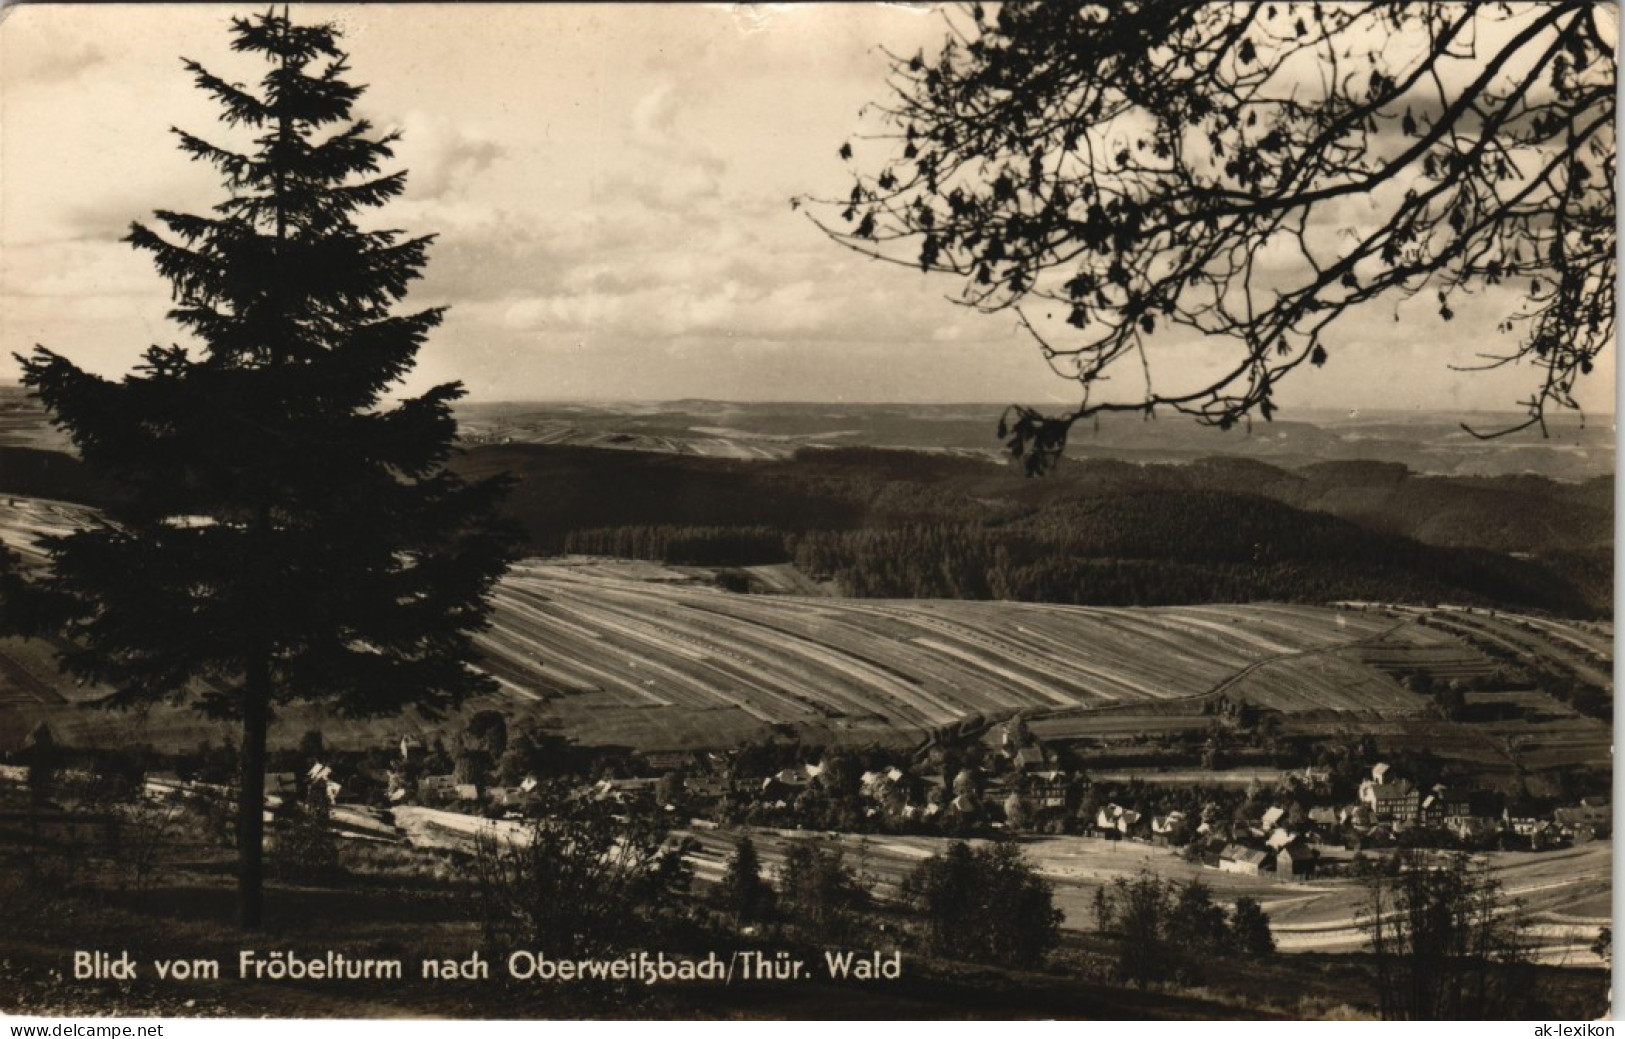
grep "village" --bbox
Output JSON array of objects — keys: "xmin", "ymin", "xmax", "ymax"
[{"xmin": 98, "ymin": 702, "xmax": 1604, "ymax": 884}]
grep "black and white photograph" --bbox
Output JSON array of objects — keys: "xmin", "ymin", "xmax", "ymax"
[{"xmin": 0, "ymin": 2, "xmax": 1614, "ymax": 1022}]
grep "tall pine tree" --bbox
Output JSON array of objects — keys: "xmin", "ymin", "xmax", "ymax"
[{"xmin": 11, "ymin": 9, "xmax": 515, "ymax": 928}]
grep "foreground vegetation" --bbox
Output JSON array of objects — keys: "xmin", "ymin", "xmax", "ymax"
[{"xmin": 0, "ymin": 768, "xmax": 1606, "ymax": 1021}]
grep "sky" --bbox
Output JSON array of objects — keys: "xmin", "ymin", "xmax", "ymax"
[{"xmin": 0, "ymin": 3, "xmax": 1615, "ymax": 418}]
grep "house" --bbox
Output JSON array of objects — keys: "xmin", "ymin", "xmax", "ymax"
[
  {"xmin": 453, "ymin": 782, "xmax": 482, "ymax": 802},
  {"xmin": 1094, "ymin": 803, "xmax": 1145, "ymax": 838},
  {"xmin": 642, "ymin": 750, "xmax": 697, "ymax": 773},
  {"xmin": 687, "ymin": 775, "xmax": 734, "ymax": 801},
  {"xmin": 761, "ymin": 768, "xmax": 811, "ymax": 798},
  {"xmin": 1192, "ymin": 835, "xmax": 1228, "ymax": 869},
  {"xmin": 496, "ymin": 787, "xmax": 542, "ymax": 816},
  {"xmin": 1503, "ymin": 801, "xmax": 1547, "ymax": 837},
  {"xmin": 1369, "ymin": 784, "xmax": 1421, "ymax": 827},
  {"xmin": 418, "ymin": 773, "xmax": 458, "ymax": 801},
  {"xmin": 1023, "ymin": 770, "xmax": 1072, "ymax": 811},
  {"xmin": 1150, "ymin": 810, "xmax": 1189, "ymax": 846},
  {"xmin": 587, "ymin": 777, "xmax": 658, "ymax": 805},
  {"xmin": 262, "ymin": 772, "xmax": 301, "ymax": 809},
  {"xmin": 1419, "ymin": 790, "xmax": 1446, "ymax": 826},
  {"xmin": 1554, "ymin": 802, "xmax": 1611, "ymax": 843},
  {"xmin": 1260, "ymin": 806, "xmax": 1286, "ymax": 831},
  {"xmin": 1307, "ymin": 806, "xmax": 1339, "ymax": 828},
  {"xmin": 1442, "ymin": 790, "xmax": 1502, "ymax": 839},
  {"xmin": 1218, "ymin": 844, "xmax": 1271, "ymax": 876},
  {"xmin": 1265, "ymin": 826, "xmax": 1296, "ymax": 851},
  {"xmin": 1277, "ymin": 842, "xmax": 1316, "ymax": 878},
  {"xmin": 861, "ymin": 768, "xmax": 911, "ymax": 800},
  {"xmin": 1010, "ymin": 743, "xmax": 1058, "ymax": 773}
]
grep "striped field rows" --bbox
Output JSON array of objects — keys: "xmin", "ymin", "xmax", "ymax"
[{"xmin": 474, "ymin": 558, "xmax": 1416, "ymax": 731}]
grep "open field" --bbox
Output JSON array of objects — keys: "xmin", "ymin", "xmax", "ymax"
[
  {"xmin": 675, "ymin": 828, "xmax": 1611, "ymax": 968},
  {"xmin": 0, "ymin": 500, "xmax": 1610, "ymax": 767},
  {"xmin": 475, "ymin": 558, "xmax": 1425, "ymax": 746},
  {"xmin": 315, "ymin": 795, "xmax": 1611, "ymax": 969}
]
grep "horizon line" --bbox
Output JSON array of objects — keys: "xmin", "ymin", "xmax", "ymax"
[{"xmin": 0, "ymin": 382, "xmax": 1615, "ymax": 421}]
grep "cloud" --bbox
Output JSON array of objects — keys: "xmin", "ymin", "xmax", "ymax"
[
  {"xmin": 4, "ymin": 26, "xmax": 109, "ymax": 88},
  {"xmin": 0, "ymin": 240, "xmax": 155, "ymax": 299},
  {"xmin": 396, "ymin": 112, "xmax": 504, "ymax": 201}
]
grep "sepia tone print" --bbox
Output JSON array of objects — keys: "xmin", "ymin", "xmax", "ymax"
[{"xmin": 0, "ymin": 3, "xmax": 1611, "ymax": 1021}]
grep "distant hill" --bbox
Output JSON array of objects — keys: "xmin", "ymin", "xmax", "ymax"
[
  {"xmin": 3, "ymin": 387, "xmax": 1612, "ymax": 477},
  {"xmin": 448, "ymin": 443, "xmax": 1605, "ymax": 616},
  {"xmin": 2, "ymin": 431, "xmax": 1607, "ymax": 616},
  {"xmin": 450, "ymin": 398, "xmax": 1615, "ymax": 480}
]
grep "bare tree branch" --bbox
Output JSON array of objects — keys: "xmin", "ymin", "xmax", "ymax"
[{"xmin": 803, "ymin": 2, "xmax": 1615, "ymax": 470}]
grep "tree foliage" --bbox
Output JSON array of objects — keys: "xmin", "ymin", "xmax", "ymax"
[
  {"xmin": 1230, "ymin": 895, "xmax": 1276, "ymax": 956},
  {"xmin": 714, "ymin": 835, "xmax": 775, "ymax": 925},
  {"xmin": 903, "ymin": 840, "xmax": 1061, "ymax": 967},
  {"xmin": 778, "ymin": 841, "xmax": 870, "ymax": 944},
  {"xmin": 470, "ymin": 782, "xmax": 695, "ymax": 956},
  {"xmin": 1093, "ymin": 870, "xmax": 1274, "ymax": 986},
  {"xmin": 7, "ymin": 11, "xmax": 515, "ymax": 927},
  {"xmin": 271, "ymin": 783, "xmax": 341, "ymax": 885},
  {"xmin": 813, "ymin": 2, "xmax": 1615, "ymax": 468},
  {"xmin": 1358, "ymin": 852, "xmax": 1532, "ymax": 1019}
]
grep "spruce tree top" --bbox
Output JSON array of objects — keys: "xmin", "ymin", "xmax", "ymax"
[{"xmin": 14, "ymin": 8, "xmax": 515, "ymax": 721}]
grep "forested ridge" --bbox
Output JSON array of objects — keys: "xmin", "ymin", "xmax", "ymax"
[
  {"xmin": 787, "ymin": 491, "xmax": 1583, "ymax": 611},
  {"xmin": 2, "ymin": 441, "xmax": 1605, "ymax": 615},
  {"xmin": 457, "ymin": 445, "xmax": 1605, "ymax": 616}
]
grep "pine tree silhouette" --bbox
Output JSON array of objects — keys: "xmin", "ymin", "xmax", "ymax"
[{"xmin": 12, "ymin": 8, "xmax": 516, "ymax": 928}]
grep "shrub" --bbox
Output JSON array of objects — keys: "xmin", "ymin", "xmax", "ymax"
[
  {"xmin": 468, "ymin": 783, "xmax": 693, "ymax": 955},
  {"xmin": 271, "ymin": 785, "xmax": 342, "ymax": 884}
]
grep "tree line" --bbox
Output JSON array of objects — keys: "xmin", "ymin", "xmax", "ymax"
[{"xmin": 538, "ymin": 486, "xmax": 1589, "ymax": 614}]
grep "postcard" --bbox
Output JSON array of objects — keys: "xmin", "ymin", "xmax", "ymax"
[{"xmin": 0, "ymin": 2, "xmax": 1612, "ymax": 1023}]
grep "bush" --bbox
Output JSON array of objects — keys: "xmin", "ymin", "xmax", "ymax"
[
  {"xmin": 271, "ymin": 785, "xmax": 342, "ymax": 884},
  {"xmin": 468, "ymin": 783, "xmax": 694, "ymax": 955}
]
